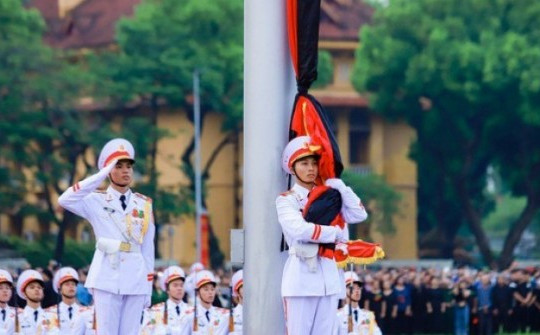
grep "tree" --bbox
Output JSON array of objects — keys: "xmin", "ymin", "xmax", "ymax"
[
  {"xmin": 91, "ymin": 0, "xmax": 244, "ymax": 267},
  {"xmin": 352, "ymin": 0, "xmax": 540, "ymax": 269},
  {"xmin": 341, "ymin": 170, "xmax": 402, "ymax": 237}
]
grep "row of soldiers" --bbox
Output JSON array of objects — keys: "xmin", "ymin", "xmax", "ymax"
[
  {"xmin": 0, "ymin": 264, "xmax": 384, "ymax": 334},
  {"xmin": 0, "ymin": 265, "xmax": 244, "ymax": 335}
]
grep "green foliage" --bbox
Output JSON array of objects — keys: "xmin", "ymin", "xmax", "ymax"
[
  {"xmin": 341, "ymin": 170, "xmax": 402, "ymax": 234},
  {"xmin": 312, "ymin": 51, "xmax": 334, "ymax": 88},
  {"xmin": 93, "ymin": 0, "xmax": 243, "ymax": 130},
  {"xmin": 352, "ymin": 0, "xmax": 540, "ymax": 267},
  {"xmin": 484, "ymin": 195, "xmax": 527, "ymax": 238},
  {"xmin": 0, "ymin": 235, "xmax": 94, "ymax": 269}
]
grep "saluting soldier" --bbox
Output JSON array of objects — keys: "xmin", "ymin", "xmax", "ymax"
[
  {"xmin": 192, "ymin": 271, "xmax": 228, "ymax": 335},
  {"xmin": 334, "ymin": 271, "xmax": 382, "ymax": 335},
  {"xmin": 276, "ymin": 136, "xmax": 368, "ymax": 335},
  {"xmin": 229, "ymin": 270, "xmax": 243, "ymax": 335},
  {"xmin": 16, "ymin": 270, "xmax": 59, "ymax": 335},
  {"xmin": 46, "ymin": 267, "xmax": 84, "ymax": 334},
  {"xmin": 140, "ymin": 266, "xmax": 194, "ymax": 335},
  {"xmin": 58, "ymin": 138, "xmax": 155, "ymax": 335},
  {"xmin": 0, "ymin": 269, "xmax": 16, "ymax": 335}
]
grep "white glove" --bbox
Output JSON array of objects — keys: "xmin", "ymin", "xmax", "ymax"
[
  {"xmin": 325, "ymin": 178, "xmax": 347, "ymax": 192},
  {"xmin": 335, "ymin": 242, "xmax": 348, "ymax": 255},
  {"xmin": 336, "ymin": 226, "xmax": 348, "ymax": 242}
]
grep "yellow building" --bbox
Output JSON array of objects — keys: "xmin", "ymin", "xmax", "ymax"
[{"xmin": 2, "ymin": 0, "xmax": 417, "ymax": 265}]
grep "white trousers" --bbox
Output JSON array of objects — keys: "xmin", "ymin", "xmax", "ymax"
[
  {"xmin": 283, "ymin": 295, "xmax": 338, "ymax": 335},
  {"xmin": 93, "ymin": 289, "xmax": 146, "ymax": 335}
]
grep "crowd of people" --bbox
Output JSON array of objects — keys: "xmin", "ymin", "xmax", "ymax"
[
  {"xmin": 1, "ymin": 261, "xmax": 540, "ymax": 334},
  {"xmin": 353, "ymin": 266, "xmax": 540, "ymax": 335}
]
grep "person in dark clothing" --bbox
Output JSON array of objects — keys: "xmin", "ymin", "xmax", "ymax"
[
  {"xmin": 393, "ymin": 276, "xmax": 412, "ymax": 335},
  {"xmin": 411, "ymin": 276, "xmax": 427, "ymax": 334},
  {"xmin": 474, "ymin": 274, "xmax": 493, "ymax": 335},
  {"xmin": 382, "ymin": 278, "xmax": 396, "ymax": 334},
  {"xmin": 452, "ymin": 279, "xmax": 472, "ymax": 335},
  {"xmin": 426, "ymin": 277, "xmax": 448, "ymax": 334},
  {"xmin": 365, "ymin": 279, "xmax": 386, "ymax": 327},
  {"xmin": 491, "ymin": 275, "xmax": 514, "ymax": 333},
  {"xmin": 531, "ymin": 286, "xmax": 540, "ymax": 332},
  {"xmin": 513, "ymin": 269, "xmax": 534, "ymax": 333}
]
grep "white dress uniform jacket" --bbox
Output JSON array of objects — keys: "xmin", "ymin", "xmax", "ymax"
[
  {"xmin": 276, "ymin": 183, "xmax": 367, "ymax": 297},
  {"xmin": 57, "ymin": 163, "xmax": 155, "ymax": 296},
  {"xmin": 193, "ymin": 304, "xmax": 229, "ymax": 335},
  {"xmin": 17, "ymin": 306, "xmax": 59, "ymax": 335},
  {"xmin": 229, "ymin": 305, "xmax": 242, "ymax": 335},
  {"xmin": 46, "ymin": 302, "xmax": 84, "ymax": 335},
  {"xmin": 140, "ymin": 300, "xmax": 194, "ymax": 335},
  {"xmin": 0, "ymin": 306, "xmax": 15, "ymax": 335},
  {"xmin": 71, "ymin": 307, "xmax": 95, "ymax": 335},
  {"xmin": 334, "ymin": 306, "xmax": 382, "ymax": 335}
]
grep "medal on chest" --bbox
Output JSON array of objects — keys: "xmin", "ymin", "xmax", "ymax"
[{"xmin": 125, "ymin": 200, "xmax": 151, "ymax": 244}]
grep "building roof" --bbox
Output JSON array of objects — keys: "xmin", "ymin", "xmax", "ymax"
[
  {"xmin": 29, "ymin": 0, "xmax": 372, "ymax": 49},
  {"xmin": 320, "ymin": 0, "xmax": 373, "ymax": 41},
  {"xmin": 28, "ymin": 0, "xmax": 141, "ymax": 49}
]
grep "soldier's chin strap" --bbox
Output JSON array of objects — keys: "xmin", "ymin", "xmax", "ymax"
[{"xmin": 109, "ymin": 175, "xmax": 129, "ymax": 188}]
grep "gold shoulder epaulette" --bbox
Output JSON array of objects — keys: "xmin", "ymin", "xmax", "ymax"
[
  {"xmin": 280, "ymin": 189, "xmax": 294, "ymax": 197},
  {"xmin": 135, "ymin": 192, "xmax": 152, "ymax": 202},
  {"xmin": 45, "ymin": 305, "xmax": 56, "ymax": 312}
]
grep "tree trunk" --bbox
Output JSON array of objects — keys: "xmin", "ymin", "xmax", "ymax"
[
  {"xmin": 455, "ymin": 179, "xmax": 495, "ymax": 268},
  {"xmin": 497, "ymin": 196, "xmax": 540, "ymax": 269}
]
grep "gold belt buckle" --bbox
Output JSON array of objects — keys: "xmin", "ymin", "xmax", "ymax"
[{"xmin": 119, "ymin": 242, "xmax": 131, "ymax": 252}]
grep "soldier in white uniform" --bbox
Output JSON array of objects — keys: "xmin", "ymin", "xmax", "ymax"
[
  {"xmin": 16, "ymin": 270, "xmax": 59, "ymax": 335},
  {"xmin": 192, "ymin": 271, "xmax": 228, "ymax": 335},
  {"xmin": 46, "ymin": 267, "xmax": 85, "ymax": 334},
  {"xmin": 0, "ymin": 270, "xmax": 15, "ymax": 335},
  {"xmin": 277, "ymin": 136, "xmax": 368, "ymax": 335},
  {"xmin": 334, "ymin": 272, "xmax": 382, "ymax": 335},
  {"xmin": 229, "ymin": 270, "xmax": 242, "ymax": 335},
  {"xmin": 71, "ymin": 306, "xmax": 95, "ymax": 335},
  {"xmin": 58, "ymin": 138, "xmax": 155, "ymax": 335},
  {"xmin": 140, "ymin": 266, "xmax": 194, "ymax": 335},
  {"xmin": 184, "ymin": 263, "xmax": 204, "ymax": 305}
]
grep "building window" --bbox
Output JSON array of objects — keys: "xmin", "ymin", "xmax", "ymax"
[{"xmin": 349, "ymin": 109, "xmax": 370, "ymax": 164}]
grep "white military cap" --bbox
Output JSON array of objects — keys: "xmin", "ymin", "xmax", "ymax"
[
  {"xmin": 189, "ymin": 262, "xmax": 205, "ymax": 273},
  {"xmin": 231, "ymin": 270, "xmax": 243, "ymax": 297},
  {"xmin": 281, "ymin": 136, "xmax": 321, "ymax": 174},
  {"xmin": 0, "ymin": 269, "xmax": 13, "ymax": 286},
  {"xmin": 17, "ymin": 269, "xmax": 44, "ymax": 300},
  {"xmin": 52, "ymin": 267, "xmax": 79, "ymax": 294},
  {"xmin": 97, "ymin": 138, "xmax": 135, "ymax": 170},
  {"xmin": 161, "ymin": 266, "xmax": 186, "ymax": 291},
  {"xmin": 195, "ymin": 270, "xmax": 217, "ymax": 290},
  {"xmin": 344, "ymin": 271, "xmax": 362, "ymax": 286}
]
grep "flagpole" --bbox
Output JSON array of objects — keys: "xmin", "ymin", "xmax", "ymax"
[
  {"xmin": 193, "ymin": 68, "xmax": 202, "ymax": 263},
  {"xmin": 244, "ymin": 0, "xmax": 295, "ymax": 333}
]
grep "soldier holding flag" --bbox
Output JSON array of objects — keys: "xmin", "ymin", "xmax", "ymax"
[{"xmin": 277, "ymin": 136, "xmax": 368, "ymax": 335}]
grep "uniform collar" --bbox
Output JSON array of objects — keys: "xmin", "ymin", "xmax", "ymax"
[
  {"xmin": 23, "ymin": 305, "xmax": 43, "ymax": 319},
  {"xmin": 59, "ymin": 301, "xmax": 80, "ymax": 311},
  {"xmin": 166, "ymin": 299, "xmax": 184, "ymax": 309},
  {"xmin": 107, "ymin": 186, "xmax": 132, "ymax": 200},
  {"xmin": 292, "ymin": 183, "xmax": 311, "ymax": 198}
]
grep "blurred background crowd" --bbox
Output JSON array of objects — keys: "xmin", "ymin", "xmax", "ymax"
[{"xmin": 2, "ymin": 260, "xmax": 540, "ymax": 334}]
